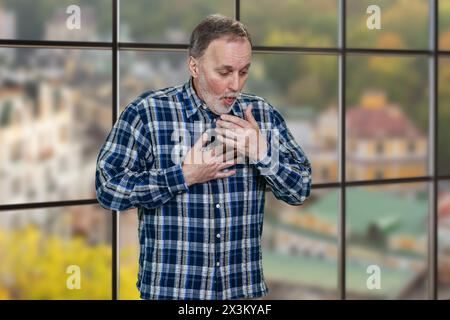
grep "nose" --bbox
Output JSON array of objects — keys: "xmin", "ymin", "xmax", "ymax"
[{"xmin": 228, "ymin": 72, "xmax": 239, "ymax": 92}]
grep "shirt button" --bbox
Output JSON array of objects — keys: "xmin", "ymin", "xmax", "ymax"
[
  {"xmin": 216, "ymin": 262, "xmax": 220, "ymax": 267},
  {"xmin": 215, "ymin": 204, "xmax": 221, "ymax": 209},
  {"xmin": 216, "ymin": 233, "xmax": 221, "ymax": 239}
]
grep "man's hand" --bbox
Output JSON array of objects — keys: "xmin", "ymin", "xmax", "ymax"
[
  {"xmin": 181, "ymin": 131, "xmax": 238, "ymax": 187},
  {"xmin": 215, "ymin": 105, "xmax": 268, "ymax": 163}
]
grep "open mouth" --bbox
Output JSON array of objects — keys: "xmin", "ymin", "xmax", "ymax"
[{"xmin": 223, "ymin": 97, "xmax": 236, "ymax": 106}]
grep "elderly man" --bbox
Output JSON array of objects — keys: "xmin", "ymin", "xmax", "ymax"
[{"xmin": 95, "ymin": 14, "xmax": 312, "ymax": 300}]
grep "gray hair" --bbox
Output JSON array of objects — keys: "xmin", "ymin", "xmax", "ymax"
[{"xmin": 188, "ymin": 14, "xmax": 252, "ymax": 58}]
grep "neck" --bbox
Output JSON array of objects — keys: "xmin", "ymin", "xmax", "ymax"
[{"xmin": 192, "ymin": 77, "xmax": 204, "ymax": 101}]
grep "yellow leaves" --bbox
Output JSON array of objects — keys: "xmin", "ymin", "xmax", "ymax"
[
  {"xmin": 376, "ymin": 33, "xmax": 406, "ymax": 49},
  {"xmin": 368, "ymin": 55, "xmax": 411, "ymax": 78},
  {"xmin": 0, "ymin": 226, "xmax": 114, "ymax": 299},
  {"xmin": 439, "ymin": 30, "xmax": 450, "ymax": 50},
  {"xmin": 119, "ymin": 245, "xmax": 140, "ymax": 300},
  {"xmin": 264, "ymin": 29, "xmax": 332, "ymax": 48},
  {"xmin": 0, "ymin": 287, "xmax": 10, "ymax": 300}
]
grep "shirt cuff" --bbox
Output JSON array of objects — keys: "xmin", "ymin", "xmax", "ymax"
[
  {"xmin": 254, "ymin": 144, "xmax": 272, "ymax": 169},
  {"xmin": 165, "ymin": 164, "xmax": 189, "ymax": 195},
  {"xmin": 254, "ymin": 150, "xmax": 271, "ymax": 167}
]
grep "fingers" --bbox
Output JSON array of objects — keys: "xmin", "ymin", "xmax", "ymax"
[
  {"xmin": 216, "ymin": 127, "xmax": 257, "ymax": 141},
  {"xmin": 244, "ymin": 105, "xmax": 259, "ymax": 127},
  {"xmin": 216, "ymin": 134, "xmax": 240, "ymax": 149},
  {"xmin": 216, "ymin": 148, "xmax": 238, "ymax": 164},
  {"xmin": 212, "ymin": 141, "xmax": 234, "ymax": 155},
  {"xmin": 214, "ymin": 169, "xmax": 236, "ymax": 180},
  {"xmin": 219, "ymin": 114, "xmax": 249, "ymax": 128},
  {"xmin": 215, "ymin": 127, "xmax": 240, "ymax": 141},
  {"xmin": 216, "ymin": 119, "xmax": 240, "ymax": 129},
  {"xmin": 217, "ymin": 158, "xmax": 244, "ymax": 170},
  {"xmin": 194, "ymin": 131, "xmax": 210, "ymax": 150}
]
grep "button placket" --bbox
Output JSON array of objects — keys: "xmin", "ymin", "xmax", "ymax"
[{"xmin": 214, "ymin": 200, "xmax": 222, "ymax": 270}]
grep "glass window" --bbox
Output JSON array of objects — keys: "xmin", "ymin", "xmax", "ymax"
[
  {"xmin": 245, "ymin": 53, "xmax": 339, "ymax": 184},
  {"xmin": 347, "ymin": 0, "xmax": 429, "ymax": 50},
  {"xmin": 439, "ymin": 180, "xmax": 450, "ymax": 299},
  {"xmin": 241, "ymin": 0, "xmax": 338, "ymax": 47},
  {"xmin": 120, "ymin": 50, "xmax": 189, "ymax": 111},
  {"xmin": 262, "ymin": 189, "xmax": 338, "ymax": 299},
  {"xmin": 440, "ymin": 0, "xmax": 450, "ymax": 50},
  {"xmin": 0, "ymin": 0, "xmax": 112, "ymax": 41},
  {"xmin": 120, "ymin": 52, "xmax": 338, "ymax": 181},
  {"xmin": 438, "ymin": 58, "xmax": 450, "ymax": 176},
  {"xmin": 0, "ymin": 204, "xmax": 112, "ymax": 299},
  {"xmin": 0, "ymin": 48, "xmax": 112, "ymax": 205},
  {"xmin": 119, "ymin": 0, "xmax": 234, "ymax": 43},
  {"xmin": 119, "ymin": 209, "xmax": 140, "ymax": 300},
  {"xmin": 346, "ymin": 183, "xmax": 428, "ymax": 299},
  {"xmin": 346, "ymin": 55, "xmax": 428, "ymax": 181}
]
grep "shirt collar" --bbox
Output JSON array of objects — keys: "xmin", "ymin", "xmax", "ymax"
[{"xmin": 183, "ymin": 77, "xmax": 245, "ymax": 120}]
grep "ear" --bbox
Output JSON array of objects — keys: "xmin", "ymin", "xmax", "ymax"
[{"xmin": 188, "ymin": 56, "xmax": 199, "ymax": 78}]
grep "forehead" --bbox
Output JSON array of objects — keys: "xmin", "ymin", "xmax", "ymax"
[{"xmin": 203, "ymin": 37, "xmax": 252, "ymax": 68}]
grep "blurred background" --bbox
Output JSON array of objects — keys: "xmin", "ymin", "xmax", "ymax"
[{"xmin": 1, "ymin": 0, "xmax": 450, "ymax": 300}]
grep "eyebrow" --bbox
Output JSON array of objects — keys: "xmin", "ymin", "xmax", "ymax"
[{"xmin": 216, "ymin": 63, "xmax": 251, "ymax": 71}]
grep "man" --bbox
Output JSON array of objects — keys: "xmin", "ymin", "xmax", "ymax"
[{"xmin": 95, "ymin": 14, "xmax": 312, "ymax": 300}]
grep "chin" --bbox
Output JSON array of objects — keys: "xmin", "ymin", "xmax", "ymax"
[
  {"xmin": 220, "ymin": 107, "xmax": 233, "ymax": 115},
  {"xmin": 210, "ymin": 104, "xmax": 232, "ymax": 115}
]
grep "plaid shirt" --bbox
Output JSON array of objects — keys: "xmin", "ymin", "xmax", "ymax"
[{"xmin": 95, "ymin": 78, "xmax": 312, "ymax": 300}]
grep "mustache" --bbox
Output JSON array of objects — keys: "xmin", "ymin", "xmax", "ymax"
[{"xmin": 222, "ymin": 92, "xmax": 241, "ymax": 99}]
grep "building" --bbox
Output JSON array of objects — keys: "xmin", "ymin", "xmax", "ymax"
[
  {"xmin": 262, "ymin": 187, "xmax": 428, "ymax": 299},
  {"xmin": 0, "ymin": 6, "xmax": 16, "ymax": 39},
  {"xmin": 309, "ymin": 91, "xmax": 427, "ymax": 184},
  {"xmin": 0, "ymin": 79, "xmax": 81, "ymax": 203},
  {"xmin": 0, "ymin": 6, "xmax": 16, "ymax": 64},
  {"xmin": 346, "ymin": 91, "xmax": 427, "ymax": 181}
]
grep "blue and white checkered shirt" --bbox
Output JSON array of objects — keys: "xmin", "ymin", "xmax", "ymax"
[{"xmin": 95, "ymin": 78, "xmax": 312, "ymax": 300}]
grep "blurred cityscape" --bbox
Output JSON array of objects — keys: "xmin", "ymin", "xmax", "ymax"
[{"xmin": 1, "ymin": 0, "xmax": 450, "ymax": 300}]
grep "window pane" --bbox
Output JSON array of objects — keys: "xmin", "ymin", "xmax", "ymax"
[
  {"xmin": 120, "ymin": 50, "xmax": 189, "ymax": 111},
  {"xmin": 246, "ymin": 53, "xmax": 339, "ymax": 184},
  {"xmin": 119, "ymin": 209, "xmax": 140, "ymax": 300},
  {"xmin": 241, "ymin": 0, "xmax": 338, "ymax": 47},
  {"xmin": 263, "ymin": 189, "xmax": 338, "ymax": 299},
  {"xmin": 440, "ymin": 0, "xmax": 450, "ymax": 50},
  {"xmin": 439, "ymin": 180, "xmax": 450, "ymax": 299},
  {"xmin": 347, "ymin": 0, "xmax": 429, "ymax": 50},
  {"xmin": 438, "ymin": 58, "xmax": 450, "ymax": 176},
  {"xmin": 119, "ymin": 0, "xmax": 234, "ymax": 43},
  {"xmin": 346, "ymin": 55, "xmax": 428, "ymax": 181},
  {"xmin": 121, "ymin": 52, "xmax": 338, "ymax": 184},
  {"xmin": 346, "ymin": 183, "xmax": 428, "ymax": 299},
  {"xmin": 0, "ymin": 48, "xmax": 112, "ymax": 205},
  {"xmin": 0, "ymin": 204, "xmax": 112, "ymax": 299},
  {"xmin": 0, "ymin": 0, "xmax": 111, "ymax": 41},
  {"xmin": 119, "ymin": 191, "xmax": 338, "ymax": 301}
]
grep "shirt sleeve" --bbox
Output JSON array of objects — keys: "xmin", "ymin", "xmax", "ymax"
[
  {"xmin": 254, "ymin": 104, "xmax": 312, "ymax": 205},
  {"xmin": 95, "ymin": 103, "xmax": 188, "ymax": 211}
]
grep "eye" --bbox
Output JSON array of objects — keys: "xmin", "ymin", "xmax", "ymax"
[
  {"xmin": 240, "ymin": 70, "xmax": 248, "ymax": 76},
  {"xmin": 218, "ymin": 71, "xmax": 230, "ymax": 76}
]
